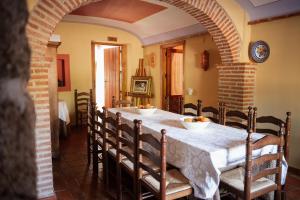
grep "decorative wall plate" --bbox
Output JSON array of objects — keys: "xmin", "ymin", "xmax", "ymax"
[{"xmin": 249, "ymin": 40, "xmax": 270, "ymax": 63}]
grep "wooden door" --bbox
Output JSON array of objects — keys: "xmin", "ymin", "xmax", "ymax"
[
  {"xmin": 165, "ymin": 48, "xmax": 184, "ymax": 114},
  {"xmin": 104, "ymin": 47, "xmax": 120, "ymax": 107}
]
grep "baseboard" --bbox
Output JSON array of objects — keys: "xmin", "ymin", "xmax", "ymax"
[{"xmin": 288, "ymin": 166, "xmax": 300, "ymax": 176}]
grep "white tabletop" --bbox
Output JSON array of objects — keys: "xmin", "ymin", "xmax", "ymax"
[
  {"xmin": 58, "ymin": 100, "xmax": 70, "ymax": 124},
  {"xmin": 108, "ymin": 107, "xmax": 286, "ymax": 199}
]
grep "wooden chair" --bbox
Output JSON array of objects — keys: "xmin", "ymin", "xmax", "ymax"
[
  {"xmin": 224, "ymin": 106, "xmax": 253, "ymax": 130},
  {"xmin": 220, "ymin": 126, "xmax": 285, "ymax": 200},
  {"xmin": 93, "ymin": 108, "xmax": 106, "ymax": 175},
  {"xmin": 86, "ymin": 99, "xmax": 96, "ymax": 166},
  {"xmin": 136, "ymin": 122, "xmax": 193, "ymax": 200},
  {"xmin": 112, "ymin": 95, "xmax": 133, "ymax": 108},
  {"xmin": 253, "ymin": 108, "xmax": 291, "ymax": 161},
  {"xmin": 200, "ymin": 102, "xmax": 223, "ymax": 124},
  {"xmin": 182, "ymin": 100, "xmax": 201, "ymax": 116},
  {"xmin": 116, "ymin": 113, "xmax": 138, "ymax": 200},
  {"xmin": 102, "ymin": 107, "xmax": 119, "ymax": 195},
  {"xmin": 74, "ymin": 89, "xmax": 92, "ymax": 127}
]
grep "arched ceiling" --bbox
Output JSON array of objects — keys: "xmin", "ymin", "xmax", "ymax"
[{"xmin": 62, "ymin": 0, "xmax": 300, "ymax": 45}]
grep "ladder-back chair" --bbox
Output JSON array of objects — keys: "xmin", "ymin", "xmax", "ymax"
[
  {"xmin": 136, "ymin": 123, "xmax": 193, "ymax": 200},
  {"xmin": 220, "ymin": 126, "xmax": 285, "ymax": 200}
]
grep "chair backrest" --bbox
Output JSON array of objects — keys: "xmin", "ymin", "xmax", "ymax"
[
  {"xmin": 94, "ymin": 109, "xmax": 105, "ymax": 142},
  {"xmin": 116, "ymin": 112, "xmax": 137, "ymax": 164},
  {"xmin": 112, "ymin": 95, "xmax": 133, "ymax": 108},
  {"xmin": 224, "ymin": 106, "xmax": 253, "ymax": 130},
  {"xmin": 87, "ymin": 100, "xmax": 95, "ymax": 135},
  {"xmin": 102, "ymin": 107, "xmax": 118, "ymax": 150},
  {"xmin": 74, "ymin": 89, "xmax": 92, "ymax": 125},
  {"xmin": 136, "ymin": 120, "xmax": 167, "ymax": 199},
  {"xmin": 182, "ymin": 100, "xmax": 201, "ymax": 116},
  {"xmin": 244, "ymin": 126, "xmax": 284, "ymax": 199},
  {"xmin": 200, "ymin": 102, "xmax": 222, "ymax": 123},
  {"xmin": 253, "ymin": 107, "xmax": 291, "ymax": 161}
]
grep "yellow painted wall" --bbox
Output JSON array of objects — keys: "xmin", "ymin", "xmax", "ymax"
[
  {"xmin": 251, "ymin": 16, "xmax": 300, "ymax": 168},
  {"xmin": 184, "ymin": 34, "xmax": 221, "ymax": 107},
  {"xmin": 54, "ymin": 22, "xmax": 143, "ymax": 124},
  {"xmin": 144, "ymin": 33, "xmax": 221, "ymax": 108}
]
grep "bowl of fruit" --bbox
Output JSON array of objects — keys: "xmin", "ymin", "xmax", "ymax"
[
  {"xmin": 136, "ymin": 104, "xmax": 157, "ymax": 116},
  {"xmin": 179, "ymin": 116, "xmax": 210, "ymax": 130}
]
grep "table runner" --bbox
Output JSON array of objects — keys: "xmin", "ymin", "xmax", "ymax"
[{"xmin": 108, "ymin": 107, "xmax": 286, "ymax": 199}]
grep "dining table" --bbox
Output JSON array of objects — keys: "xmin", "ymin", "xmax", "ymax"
[{"xmin": 107, "ymin": 107, "xmax": 287, "ymax": 200}]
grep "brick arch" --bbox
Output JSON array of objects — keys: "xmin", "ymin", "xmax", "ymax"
[
  {"xmin": 27, "ymin": 0, "xmax": 242, "ymax": 198},
  {"xmin": 162, "ymin": 0, "xmax": 241, "ymax": 63},
  {"xmin": 27, "ymin": 0, "xmax": 241, "ymax": 65}
]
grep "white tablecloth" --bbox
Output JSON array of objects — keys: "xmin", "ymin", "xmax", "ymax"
[
  {"xmin": 58, "ymin": 100, "xmax": 70, "ymax": 124},
  {"xmin": 108, "ymin": 107, "xmax": 287, "ymax": 199}
]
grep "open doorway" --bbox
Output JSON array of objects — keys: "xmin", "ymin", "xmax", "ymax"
[
  {"xmin": 161, "ymin": 41, "xmax": 184, "ymax": 113},
  {"xmin": 92, "ymin": 42, "xmax": 127, "ymax": 108}
]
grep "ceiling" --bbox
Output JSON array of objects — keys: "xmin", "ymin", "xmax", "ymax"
[
  {"xmin": 62, "ymin": 0, "xmax": 300, "ymax": 45},
  {"xmin": 236, "ymin": 0, "xmax": 300, "ymax": 21},
  {"xmin": 70, "ymin": 0, "xmax": 167, "ymax": 23}
]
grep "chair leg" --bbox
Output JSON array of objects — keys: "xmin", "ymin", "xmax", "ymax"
[
  {"xmin": 92, "ymin": 143, "xmax": 98, "ymax": 173},
  {"xmin": 80, "ymin": 113, "xmax": 83, "ymax": 127},
  {"xmin": 104, "ymin": 152, "xmax": 109, "ymax": 191},
  {"xmin": 87, "ymin": 133, "xmax": 91, "ymax": 165},
  {"xmin": 137, "ymin": 180, "xmax": 142, "ymax": 200},
  {"xmin": 275, "ymin": 189, "xmax": 282, "ymax": 200},
  {"xmin": 117, "ymin": 164, "xmax": 121, "ymax": 200}
]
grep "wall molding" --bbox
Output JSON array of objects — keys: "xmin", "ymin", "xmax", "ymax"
[{"xmin": 248, "ymin": 11, "xmax": 300, "ymax": 25}]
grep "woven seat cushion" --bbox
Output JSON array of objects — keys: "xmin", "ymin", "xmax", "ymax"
[
  {"xmin": 220, "ymin": 167, "xmax": 276, "ymax": 194},
  {"xmin": 142, "ymin": 169, "xmax": 192, "ymax": 195}
]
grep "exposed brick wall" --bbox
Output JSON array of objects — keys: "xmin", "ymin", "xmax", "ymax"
[
  {"xmin": 27, "ymin": 0, "xmax": 243, "ymax": 198},
  {"xmin": 28, "ymin": 67, "xmax": 54, "ymax": 198},
  {"xmin": 217, "ymin": 63, "xmax": 256, "ymax": 112}
]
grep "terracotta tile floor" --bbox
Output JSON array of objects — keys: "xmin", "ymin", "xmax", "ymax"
[{"xmin": 50, "ymin": 127, "xmax": 300, "ymax": 200}]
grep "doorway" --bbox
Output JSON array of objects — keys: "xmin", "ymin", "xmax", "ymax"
[
  {"xmin": 92, "ymin": 42, "xmax": 127, "ymax": 108},
  {"xmin": 161, "ymin": 41, "xmax": 184, "ymax": 113}
]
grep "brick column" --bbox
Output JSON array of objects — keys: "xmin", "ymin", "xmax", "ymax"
[{"xmin": 217, "ymin": 63, "xmax": 256, "ymax": 112}]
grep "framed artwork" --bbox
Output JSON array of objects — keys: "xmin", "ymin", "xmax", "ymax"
[{"xmin": 130, "ymin": 76, "xmax": 152, "ymax": 97}]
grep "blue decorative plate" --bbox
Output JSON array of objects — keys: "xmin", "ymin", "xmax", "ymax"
[{"xmin": 249, "ymin": 40, "xmax": 270, "ymax": 63}]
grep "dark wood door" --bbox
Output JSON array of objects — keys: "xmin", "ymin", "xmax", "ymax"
[
  {"xmin": 165, "ymin": 48, "xmax": 183, "ymax": 114},
  {"xmin": 104, "ymin": 47, "xmax": 120, "ymax": 108}
]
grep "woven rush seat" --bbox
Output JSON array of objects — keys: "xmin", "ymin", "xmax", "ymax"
[
  {"xmin": 142, "ymin": 169, "xmax": 192, "ymax": 196},
  {"xmin": 220, "ymin": 167, "xmax": 276, "ymax": 194}
]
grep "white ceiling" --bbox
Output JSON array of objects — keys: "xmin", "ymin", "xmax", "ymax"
[{"xmin": 62, "ymin": 0, "xmax": 300, "ymax": 45}]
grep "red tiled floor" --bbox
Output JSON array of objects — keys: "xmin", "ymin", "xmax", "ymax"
[
  {"xmin": 52, "ymin": 127, "xmax": 114, "ymax": 200},
  {"xmin": 53, "ymin": 127, "xmax": 300, "ymax": 200}
]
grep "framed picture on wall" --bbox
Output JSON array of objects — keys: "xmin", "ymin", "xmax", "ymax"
[{"xmin": 130, "ymin": 76, "xmax": 152, "ymax": 97}]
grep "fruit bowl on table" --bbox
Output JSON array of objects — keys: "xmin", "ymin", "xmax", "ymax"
[
  {"xmin": 135, "ymin": 105, "xmax": 157, "ymax": 116},
  {"xmin": 179, "ymin": 116, "xmax": 210, "ymax": 130}
]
